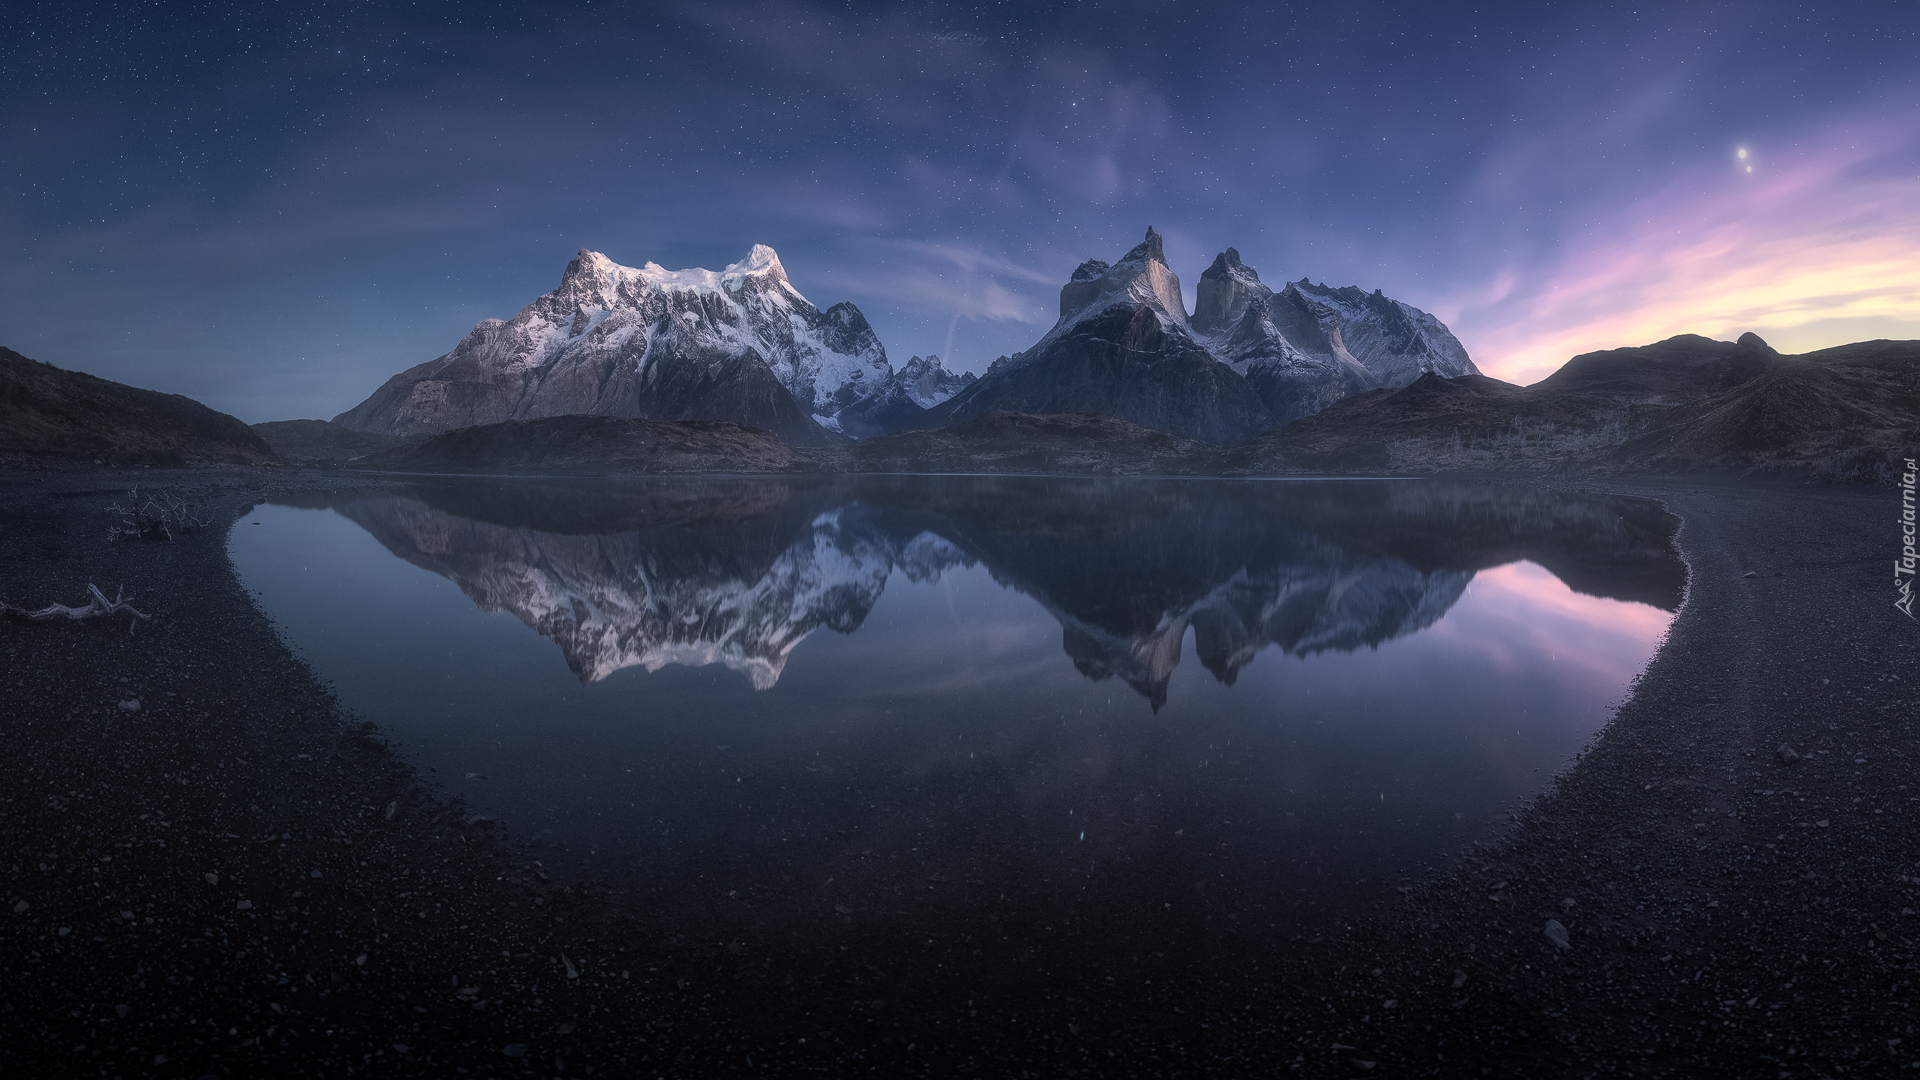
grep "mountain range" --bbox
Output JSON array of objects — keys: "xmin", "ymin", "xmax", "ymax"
[
  {"xmin": 330, "ymin": 231, "xmax": 1472, "ymax": 446},
  {"xmin": 305, "ymin": 324, "xmax": 1916, "ymax": 482}
]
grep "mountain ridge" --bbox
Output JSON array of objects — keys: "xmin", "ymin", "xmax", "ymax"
[
  {"xmin": 917, "ymin": 228, "xmax": 1475, "ymax": 441},
  {"xmin": 1219, "ymin": 333, "xmax": 1918, "ymax": 481}
]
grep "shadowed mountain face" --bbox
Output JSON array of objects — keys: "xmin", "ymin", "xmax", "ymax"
[{"xmin": 296, "ymin": 478, "xmax": 1681, "ymax": 707}]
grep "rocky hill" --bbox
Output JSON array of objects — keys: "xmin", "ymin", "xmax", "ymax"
[
  {"xmin": 1218, "ymin": 333, "xmax": 1919, "ymax": 481},
  {"xmin": 0, "ymin": 346, "xmax": 276, "ymax": 465}
]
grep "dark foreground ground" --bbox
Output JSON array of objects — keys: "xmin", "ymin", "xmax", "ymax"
[{"xmin": 1, "ymin": 465, "xmax": 1913, "ymax": 1079}]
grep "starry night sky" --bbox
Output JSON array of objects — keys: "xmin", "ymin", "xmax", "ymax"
[{"xmin": 5, "ymin": 0, "xmax": 1917, "ymax": 422}]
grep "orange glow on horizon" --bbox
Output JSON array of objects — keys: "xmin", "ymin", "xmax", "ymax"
[{"xmin": 1448, "ymin": 115, "xmax": 1920, "ymax": 385}]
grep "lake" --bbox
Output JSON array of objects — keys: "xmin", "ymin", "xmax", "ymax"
[{"xmin": 230, "ymin": 476, "xmax": 1679, "ymax": 1020}]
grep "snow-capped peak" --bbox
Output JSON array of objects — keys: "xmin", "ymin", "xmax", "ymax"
[
  {"xmin": 577, "ymin": 244, "xmax": 807, "ymax": 306},
  {"xmin": 723, "ymin": 244, "xmax": 789, "ymax": 289},
  {"xmin": 1031, "ymin": 226, "xmax": 1191, "ymax": 363}
]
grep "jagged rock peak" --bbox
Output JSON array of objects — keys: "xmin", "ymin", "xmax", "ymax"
[
  {"xmin": 1055, "ymin": 226, "xmax": 1188, "ymax": 329},
  {"xmin": 1120, "ymin": 225, "xmax": 1168, "ymax": 267},
  {"xmin": 1193, "ymin": 246, "xmax": 1267, "ymax": 335},
  {"xmin": 1203, "ymin": 247, "xmax": 1257, "ymax": 280}
]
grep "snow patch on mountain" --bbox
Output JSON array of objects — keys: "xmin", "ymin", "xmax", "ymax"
[
  {"xmin": 830, "ymin": 355, "xmax": 977, "ymax": 438},
  {"xmin": 1289, "ymin": 279, "xmax": 1477, "ymax": 386}
]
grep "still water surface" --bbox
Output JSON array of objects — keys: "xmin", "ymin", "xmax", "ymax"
[{"xmin": 231, "ymin": 477, "xmax": 1678, "ymax": 990}]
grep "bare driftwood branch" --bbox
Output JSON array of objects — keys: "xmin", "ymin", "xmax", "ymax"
[
  {"xmin": 2, "ymin": 584, "xmax": 153, "ymax": 635},
  {"xmin": 107, "ymin": 486, "xmax": 211, "ymax": 542}
]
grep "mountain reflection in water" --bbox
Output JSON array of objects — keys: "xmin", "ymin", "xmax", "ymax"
[
  {"xmin": 236, "ymin": 476, "xmax": 1681, "ymax": 1034},
  {"xmin": 292, "ymin": 477, "xmax": 1682, "ymax": 708}
]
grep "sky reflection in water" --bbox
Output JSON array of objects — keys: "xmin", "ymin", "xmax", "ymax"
[{"xmin": 230, "ymin": 477, "xmax": 1678, "ymax": 966}]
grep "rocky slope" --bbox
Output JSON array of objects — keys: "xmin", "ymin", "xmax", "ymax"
[
  {"xmin": 0, "ymin": 346, "xmax": 276, "ymax": 464},
  {"xmin": 332, "ymin": 247, "xmax": 889, "ymax": 444},
  {"xmin": 335, "ymin": 410, "xmax": 1200, "ymax": 476},
  {"xmin": 1193, "ymin": 248, "xmax": 1474, "ymax": 425},
  {"xmin": 1286, "ymin": 278, "xmax": 1476, "ymax": 387}
]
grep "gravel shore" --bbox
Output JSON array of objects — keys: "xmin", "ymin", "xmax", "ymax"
[
  {"xmin": 2, "ymin": 466, "xmax": 1912, "ymax": 1078},
  {"xmin": 1260, "ymin": 477, "xmax": 1919, "ymax": 1078}
]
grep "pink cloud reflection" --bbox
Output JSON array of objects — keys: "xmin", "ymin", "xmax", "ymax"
[
  {"xmin": 1433, "ymin": 560, "xmax": 1672, "ymax": 689},
  {"xmin": 1453, "ymin": 105, "xmax": 1920, "ymax": 385}
]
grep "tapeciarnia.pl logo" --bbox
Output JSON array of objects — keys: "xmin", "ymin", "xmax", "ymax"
[{"xmin": 1899, "ymin": 457, "xmax": 1917, "ymax": 620}]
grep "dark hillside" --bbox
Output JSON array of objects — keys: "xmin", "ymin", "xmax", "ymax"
[{"xmin": 0, "ymin": 347, "xmax": 276, "ymax": 465}]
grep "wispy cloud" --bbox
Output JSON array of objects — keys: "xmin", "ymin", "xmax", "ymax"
[{"xmin": 832, "ymin": 238, "xmax": 1055, "ymax": 326}]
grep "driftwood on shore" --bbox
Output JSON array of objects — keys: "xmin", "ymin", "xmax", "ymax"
[
  {"xmin": 107, "ymin": 486, "xmax": 211, "ymax": 542},
  {"xmin": 1, "ymin": 583, "xmax": 152, "ymax": 633}
]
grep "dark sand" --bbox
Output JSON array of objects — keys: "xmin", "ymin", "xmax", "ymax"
[{"xmin": 2, "ymin": 466, "xmax": 1913, "ymax": 1078}]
